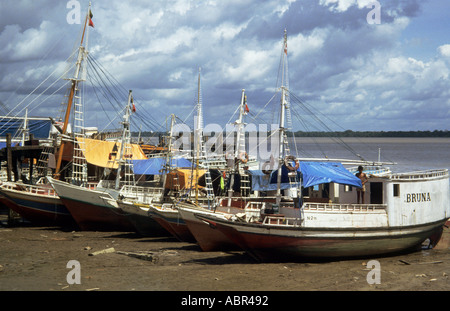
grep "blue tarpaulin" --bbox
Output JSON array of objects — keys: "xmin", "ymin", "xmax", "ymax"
[
  {"xmin": 300, "ymin": 162, "xmax": 362, "ymax": 188},
  {"xmin": 248, "ymin": 165, "xmax": 301, "ymax": 191},
  {"xmin": 132, "ymin": 157, "xmax": 193, "ymax": 175},
  {"xmin": 248, "ymin": 161, "xmax": 362, "ymax": 191}
]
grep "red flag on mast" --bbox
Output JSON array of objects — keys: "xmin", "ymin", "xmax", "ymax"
[
  {"xmin": 131, "ymin": 96, "xmax": 136, "ymax": 113},
  {"xmin": 89, "ymin": 10, "xmax": 94, "ymax": 28}
]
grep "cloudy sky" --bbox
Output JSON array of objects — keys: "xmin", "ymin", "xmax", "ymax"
[{"xmin": 0, "ymin": 0, "xmax": 449, "ymax": 134}]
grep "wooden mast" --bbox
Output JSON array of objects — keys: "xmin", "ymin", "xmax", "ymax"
[{"xmin": 53, "ymin": 4, "xmax": 90, "ymax": 180}]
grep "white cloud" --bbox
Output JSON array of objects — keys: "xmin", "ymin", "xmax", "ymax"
[
  {"xmin": 438, "ymin": 44, "xmax": 450, "ymax": 57},
  {"xmin": 288, "ymin": 28, "xmax": 327, "ymax": 59},
  {"xmin": 319, "ymin": 0, "xmax": 356, "ymax": 12},
  {"xmin": 212, "ymin": 22, "xmax": 247, "ymax": 40},
  {"xmin": 0, "ymin": 21, "xmax": 58, "ymax": 62},
  {"xmin": 224, "ymin": 49, "xmax": 274, "ymax": 82},
  {"xmin": 1, "ymin": 0, "xmax": 449, "ymax": 132}
]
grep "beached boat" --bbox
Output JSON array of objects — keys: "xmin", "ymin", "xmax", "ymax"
[
  {"xmin": 157, "ymin": 84, "xmax": 264, "ymax": 245},
  {"xmin": 177, "ymin": 202, "xmax": 246, "ymax": 251},
  {"xmin": 115, "ymin": 199, "xmax": 169, "ymax": 236},
  {"xmin": 0, "ymin": 179, "xmax": 75, "ymax": 226},
  {"xmin": 198, "ymin": 168, "xmax": 449, "ymax": 260},
  {"xmin": 177, "ymin": 31, "xmax": 298, "ymax": 250},
  {"xmin": 147, "ymin": 202, "xmax": 196, "ymax": 242},
  {"xmin": 47, "ymin": 89, "xmax": 146, "ymax": 231},
  {"xmin": 186, "ymin": 30, "xmax": 450, "ymax": 260},
  {"xmin": 0, "ymin": 5, "xmax": 98, "ymax": 226},
  {"xmin": 47, "ymin": 176, "xmax": 135, "ymax": 231},
  {"xmin": 132, "ymin": 70, "xmax": 218, "ymax": 241}
]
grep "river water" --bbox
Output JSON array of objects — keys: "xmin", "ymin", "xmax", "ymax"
[
  {"xmin": 290, "ymin": 137, "xmax": 450, "ymax": 174},
  {"xmin": 144, "ymin": 135, "xmax": 450, "ymax": 174}
]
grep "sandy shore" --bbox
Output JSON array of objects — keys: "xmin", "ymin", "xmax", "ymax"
[{"xmin": 0, "ymin": 210, "xmax": 449, "ymax": 294}]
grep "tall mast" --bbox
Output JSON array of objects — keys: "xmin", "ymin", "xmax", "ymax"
[
  {"xmin": 276, "ymin": 86, "xmax": 287, "ymax": 205},
  {"xmin": 21, "ymin": 109, "xmax": 28, "ymax": 146},
  {"xmin": 227, "ymin": 89, "xmax": 246, "ymax": 206},
  {"xmin": 115, "ymin": 90, "xmax": 135, "ymax": 190},
  {"xmin": 276, "ymin": 29, "xmax": 290, "ymax": 204},
  {"xmin": 195, "ymin": 68, "xmax": 202, "ymax": 203},
  {"xmin": 276, "ymin": 29, "xmax": 298, "ymax": 205},
  {"xmin": 234, "ymin": 89, "xmax": 247, "ymax": 160},
  {"xmin": 53, "ymin": 3, "xmax": 91, "ymax": 180},
  {"xmin": 160, "ymin": 114, "xmax": 176, "ymax": 202},
  {"xmin": 282, "ymin": 29, "xmax": 297, "ymax": 156},
  {"xmin": 192, "ymin": 68, "xmax": 215, "ymax": 208}
]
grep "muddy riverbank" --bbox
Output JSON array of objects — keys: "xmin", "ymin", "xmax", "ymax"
[{"xmin": 0, "ymin": 211, "xmax": 449, "ymax": 294}]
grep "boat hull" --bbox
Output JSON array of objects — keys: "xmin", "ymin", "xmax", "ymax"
[
  {"xmin": 148, "ymin": 204, "xmax": 196, "ymax": 242},
  {"xmin": 199, "ymin": 214, "xmax": 448, "ymax": 261},
  {"xmin": 178, "ymin": 204, "xmax": 240, "ymax": 251},
  {"xmin": 118, "ymin": 201, "xmax": 170, "ymax": 236},
  {"xmin": 47, "ymin": 177, "xmax": 135, "ymax": 231},
  {"xmin": 0, "ymin": 183, "xmax": 75, "ymax": 227}
]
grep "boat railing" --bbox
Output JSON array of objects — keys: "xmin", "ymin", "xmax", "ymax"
[
  {"xmin": 120, "ymin": 185, "xmax": 164, "ymax": 203},
  {"xmin": 303, "ymin": 202, "xmax": 387, "ymax": 212},
  {"xmin": 2, "ymin": 182, "xmax": 58, "ymax": 197},
  {"xmin": 245, "ymin": 201, "xmax": 265, "ymax": 210},
  {"xmin": 390, "ymin": 169, "xmax": 449, "ymax": 181},
  {"xmin": 262, "ymin": 215, "xmax": 300, "ymax": 227},
  {"xmin": 348, "ymin": 166, "xmax": 391, "ymax": 176}
]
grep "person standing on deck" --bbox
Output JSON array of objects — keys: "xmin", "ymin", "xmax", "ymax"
[{"xmin": 356, "ymin": 166, "xmax": 369, "ymax": 204}]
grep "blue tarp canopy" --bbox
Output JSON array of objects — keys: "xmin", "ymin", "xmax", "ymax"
[
  {"xmin": 248, "ymin": 161, "xmax": 362, "ymax": 191},
  {"xmin": 300, "ymin": 162, "xmax": 362, "ymax": 188},
  {"xmin": 248, "ymin": 165, "xmax": 301, "ymax": 191},
  {"xmin": 132, "ymin": 157, "xmax": 193, "ymax": 175}
]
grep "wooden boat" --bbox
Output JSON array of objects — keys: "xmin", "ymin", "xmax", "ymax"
[
  {"xmin": 198, "ymin": 168, "xmax": 449, "ymax": 260},
  {"xmin": 185, "ymin": 30, "xmax": 450, "ymax": 260},
  {"xmin": 47, "ymin": 89, "xmax": 144, "ymax": 232},
  {"xmin": 47, "ymin": 176, "xmax": 135, "ymax": 231},
  {"xmin": 0, "ymin": 180, "xmax": 75, "ymax": 227},
  {"xmin": 177, "ymin": 202, "xmax": 244, "ymax": 251},
  {"xmin": 115, "ymin": 199, "xmax": 169, "ymax": 236},
  {"xmin": 147, "ymin": 202, "xmax": 196, "ymax": 242},
  {"xmin": 0, "ymin": 5, "xmax": 98, "ymax": 227}
]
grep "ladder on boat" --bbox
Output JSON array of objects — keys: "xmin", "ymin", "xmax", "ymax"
[
  {"xmin": 200, "ymin": 140, "xmax": 216, "ymax": 208},
  {"xmin": 71, "ymin": 85, "xmax": 88, "ymax": 186},
  {"xmin": 36, "ymin": 146, "xmax": 55, "ymax": 177},
  {"xmin": 239, "ymin": 172, "xmax": 251, "ymax": 197},
  {"xmin": 282, "ymin": 132, "xmax": 300, "ymax": 186}
]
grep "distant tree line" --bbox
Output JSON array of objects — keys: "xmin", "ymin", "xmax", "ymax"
[
  {"xmin": 291, "ymin": 130, "xmax": 450, "ymax": 137},
  {"xmin": 133, "ymin": 130, "xmax": 450, "ymax": 138}
]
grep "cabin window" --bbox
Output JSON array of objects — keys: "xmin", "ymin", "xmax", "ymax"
[
  {"xmin": 393, "ymin": 184, "xmax": 400, "ymax": 197},
  {"xmin": 344, "ymin": 185, "xmax": 352, "ymax": 192}
]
